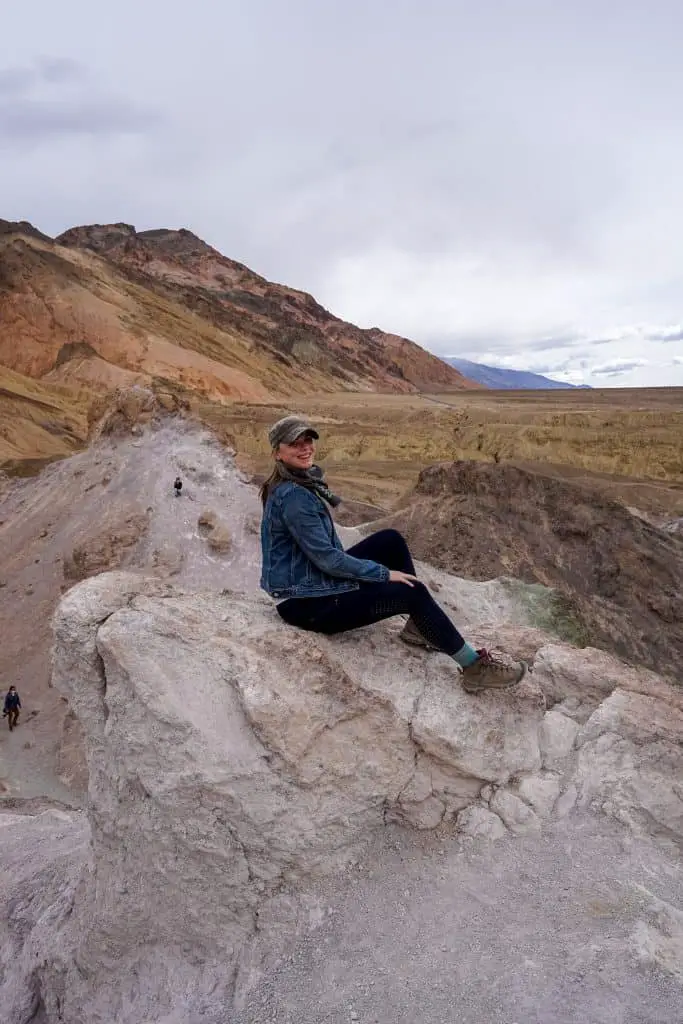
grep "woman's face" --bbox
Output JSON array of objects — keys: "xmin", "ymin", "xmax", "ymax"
[{"xmin": 276, "ymin": 433, "xmax": 316, "ymax": 470}]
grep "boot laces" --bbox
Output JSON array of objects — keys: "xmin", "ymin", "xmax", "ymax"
[{"xmin": 475, "ymin": 648, "xmax": 511, "ymax": 672}]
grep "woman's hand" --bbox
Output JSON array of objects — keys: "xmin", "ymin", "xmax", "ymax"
[{"xmin": 389, "ymin": 570, "xmax": 419, "ymax": 587}]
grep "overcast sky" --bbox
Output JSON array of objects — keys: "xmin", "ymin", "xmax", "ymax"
[{"xmin": 2, "ymin": 1, "xmax": 683, "ymax": 387}]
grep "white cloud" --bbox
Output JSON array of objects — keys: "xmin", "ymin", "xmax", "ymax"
[{"xmin": 650, "ymin": 325, "xmax": 683, "ymax": 342}]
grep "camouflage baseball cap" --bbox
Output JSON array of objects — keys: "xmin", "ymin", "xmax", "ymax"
[{"xmin": 268, "ymin": 415, "xmax": 319, "ymax": 448}]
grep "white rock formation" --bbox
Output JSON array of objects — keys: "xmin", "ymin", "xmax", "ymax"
[
  {"xmin": 0, "ymin": 558, "xmax": 682, "ymax": 1021},
  {"xmin": 0, "ymin": 810, "xmax": 89, "ymax": 1024},
  {"xmin": 539, "ymin": 709, "xmax": 579, "ymax": 766},
  {"xmin": 575, "ymin": 687, "xmax": 683, "ymax": 842}
]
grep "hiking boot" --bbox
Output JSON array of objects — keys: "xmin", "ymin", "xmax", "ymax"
[
  {"xmin": 461, "ymin": 649, "xmax": 527, "ymax": 694},
  {"xmin": 399, "ymin": 617, "xmax": 439, "ymax": 651}
]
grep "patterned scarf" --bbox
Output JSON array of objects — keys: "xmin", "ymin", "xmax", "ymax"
[{"xmin": 275, "ymin": 461, "xmax": 342, "ymax": 508}]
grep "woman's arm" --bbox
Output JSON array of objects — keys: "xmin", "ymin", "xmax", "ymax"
[{"xmin": 281, "ymin": 489, "xmax": 389, "ymax": 583}]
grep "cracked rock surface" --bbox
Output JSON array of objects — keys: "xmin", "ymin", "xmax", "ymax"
[{"xmin": 0, "ymin": 567, "xmax": 673, "ymax": 1023}]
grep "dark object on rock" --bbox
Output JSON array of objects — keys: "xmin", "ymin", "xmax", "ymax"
[{"xmin": 174, "ymin": 477, "xmax": 183, "ymax": 497}]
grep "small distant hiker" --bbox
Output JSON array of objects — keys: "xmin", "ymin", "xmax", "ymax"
[
  {"xmin": 3, "ymin": 686, "xmax": 21, "ymax": 731},
  {"xmin": 259, "ymin": 416, "xmax": 527, "ymax": 693},
  {"xmin": 173, "ymin": 477, "xmax": 183, "ymax": 497}
]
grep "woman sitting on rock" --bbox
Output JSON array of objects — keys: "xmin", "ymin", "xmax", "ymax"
[{"xmin": 260, "ymin": 416, "xmax": 526, "ymax": 693}]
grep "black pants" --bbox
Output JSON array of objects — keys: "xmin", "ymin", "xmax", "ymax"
[{"xmin": 277, "ymin": 529, "xmax": 465, "ymax": 656}]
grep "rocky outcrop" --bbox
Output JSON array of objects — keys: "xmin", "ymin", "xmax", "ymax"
[
  {"xmin": 0, "ymin": 218, "xmax": 52, "ymax": 243},
  {"xmin": 0, "ymin": 810, "xmax": 89, "ymax": 1022},
  {"xmin": 0, "ymin": 533, "xmax": 681, "ymax": 1022},
  {"xmin": 89, "ymin": 384, "xmax": 186, "ymax": 439},
  {"xmin": 51, "ymin": 571, "xmax": 547, "ymax": 894},
  {"xmin": 574, "ymin": 687, "xmax": 683, "ymax": 843},
  {"xmin": 382, "ymin": 460, "xmax": 683, "ymax": 676},
  {"xmin": 197, "ymin": 507, "xmax": 232, "ymax": 552},
  {"xmin": 2, "ymin": 567, "xmax": 682, "ymax": 1022},
  {"xmin": 61, "ymin": 513, "xmax": 148, "ymax": 581}
]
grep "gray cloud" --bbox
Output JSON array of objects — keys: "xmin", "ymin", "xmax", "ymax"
[
  {"xmin": 591, "ymin": 360, "xmax": 649, "ymax": 378},
  {"xmin": 0, "ymin": 57, "xmax": 83, "ymax": 96},
  {"xmin": 0, "ymin": 56, "xmax": 160, "ymax": 145},
  {"xmin": 0, "ymin": 66, "xmax": 35, "ymax": 95},
  {"xmin": 649, "ymin": 326, "xmax": 683, "ymax": 342},
  {"xmin": 37, "ymin": 56, "xmax": 82, "ymax": 83},
  {"xmin": 443, "ymin": 332, "xmax": 584, "ymax": 358},
  {"xmin": 0, "ymin": 98, "xmax": 159, "ymax": 141},
  {"xmin": 523, "ymin": 358, "xmax": 577, "ymax": 375}
]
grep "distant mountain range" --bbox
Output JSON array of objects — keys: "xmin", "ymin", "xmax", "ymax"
[{"xmin": 443, "ymin": 357, "xmax": 588, "ymax": 390}]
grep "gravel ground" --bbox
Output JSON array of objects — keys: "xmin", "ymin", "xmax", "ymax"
[{"xmin": 232, "ymin": 815, "xmax": 683, "ymax": 1024}]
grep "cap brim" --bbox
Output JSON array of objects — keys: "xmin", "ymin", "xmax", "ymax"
[{"xmin": 288, "ymin": 427, "xmax": 318, "ymax": 442}]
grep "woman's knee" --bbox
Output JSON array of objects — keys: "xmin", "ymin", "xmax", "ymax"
[
  {"xmin": 408, "ymin": 580, "xmax": 431, "ymax": 606},
  {"xmin": 371, "ymin": 528, "xmax": 408, "ymax": 549}
]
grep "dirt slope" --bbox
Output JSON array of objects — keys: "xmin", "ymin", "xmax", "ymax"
[
  {"xmin": 0, "ymin": 398, "xmax": 266, "ymax": 799},
  {"xmin": 383, "ymin": 460, "xmax": 683, "ymax": 676},
  {"xmin": 0, "ymin": 365, "xmax": 90, "ymax": 467}
]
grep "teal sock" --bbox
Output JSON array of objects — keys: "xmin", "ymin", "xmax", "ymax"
[{"xmin": 453, "ymin": 642, "xmax": 479, "ymax": 668}]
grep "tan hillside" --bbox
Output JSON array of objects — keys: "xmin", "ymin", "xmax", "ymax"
[
  {"xmin": 0, "ymin": 219, "xmax": 473, "ymax": 418},
  {"xmin": 57, "ymin": 222, "xmax": 476, "ymax": 394},
  {"xmin": 0, "ymin": 364, "xmax": 90, "ymax": 470},
  {"xmin": 0, "ymin": 224, "xmax": 304, "ymax": 403}
]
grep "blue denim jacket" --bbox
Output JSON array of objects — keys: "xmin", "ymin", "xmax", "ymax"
[{"xmin": 260, "ymin": 481, "xmax": 390, "ymax": 599}]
